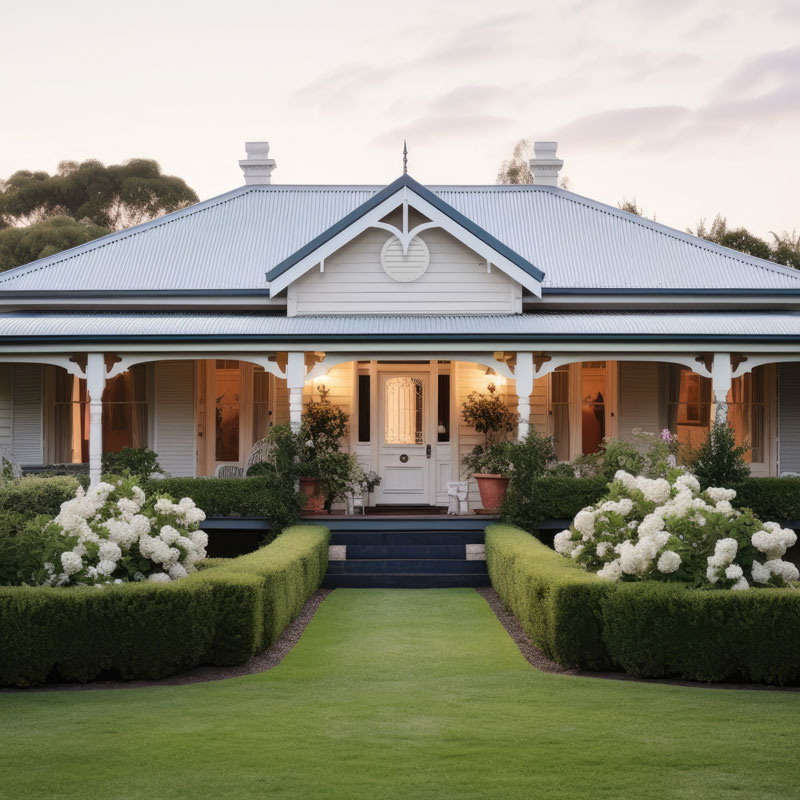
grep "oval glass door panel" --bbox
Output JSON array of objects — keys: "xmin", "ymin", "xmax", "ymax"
[{"xmin": 384, "ymin": 376, "xmax": 423, "ymax": 445}]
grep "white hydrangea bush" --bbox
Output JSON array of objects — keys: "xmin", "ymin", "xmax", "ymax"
[
  {"xmin": 39, "ymin": 477, "xmax": 208, "ymax": 587},
  {"xmin": 554, "ymin": 470, "xmax": 799, "ymax": 590}
]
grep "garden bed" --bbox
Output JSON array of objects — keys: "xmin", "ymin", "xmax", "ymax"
[
  {"xmin": 485, "ymin": 523, "xmax": 800, "ymax": 684},
  {"xmin": 0, "ymin": 524, "xmax": 330, "ymax": 687}
]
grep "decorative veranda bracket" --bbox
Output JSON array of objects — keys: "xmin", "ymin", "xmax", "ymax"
[{"xmin": 106, "ymin": 353, "xmax": 289, "ymax": 380}]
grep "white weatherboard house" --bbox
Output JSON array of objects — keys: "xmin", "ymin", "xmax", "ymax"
[{"xmin": 2, "ymin": 141, "xmax": 800, "ymax": 508}]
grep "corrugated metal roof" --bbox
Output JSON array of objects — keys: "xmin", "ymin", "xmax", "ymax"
[
  {"xmin": 3, "ymin": 311, "xmax": 800, "ymax": 340},
  {"xmin": 1, "ymin": 181, "xmax": 798, "ymax": 293}
]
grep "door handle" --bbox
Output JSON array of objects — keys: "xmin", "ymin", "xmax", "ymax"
[{"xmin": 426, "ymin": 444, "xmax": 432, "ymax": 459}]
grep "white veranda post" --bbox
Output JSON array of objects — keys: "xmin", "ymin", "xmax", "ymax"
[
  {"xmin": 86, "ymin": 353, "xmax": 107, "ymax": 486},
  {"xmin": 515, "ymin": 352, "xmax": 534, "ymax": 440},
  {"xmin": 286, "ymin": 351, "xmax": 306, "ymax": 432},
  {"xmin": 711, "ymin": 353, "xmax": 732, "ymax": 424}
]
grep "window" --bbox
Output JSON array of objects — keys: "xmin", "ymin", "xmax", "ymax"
[
  {"xmin": 581, "ymin": 362, "xmax": 606, "ymax": 455},
  {"xmin": 252, "ymin": 367, "xmax": 271, "ymax": 443},
  {"xmin": 550, "ymin": 366, "xmax": 570, "ymax": 461},
  {"xmin": 729, "ymin": 367, "xmax": 766, "ymax": 463},
  {"xmin": 437, "ymin": 374, "xmax": 450, "ymax": 442},
  {"xmin": 384, "ymin": 376, "xmax": 423, "ymax": 445},
  {"xmin": 51, "ymin": 365, "xmax": 148, "ymax": 464},
  {"xmin": 667, "ymin": 366, "xmax": 765, "ymax": 463},
  {"xmin": 358, "ymin": 374, "xmax": 371, "ymax": 442},
  {"xmin": 215, "ymin": 360, "xmax": 241, "ymax": 462}
]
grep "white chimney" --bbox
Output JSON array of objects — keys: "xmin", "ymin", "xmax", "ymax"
[
  {"xmin": 239, "ymin": 141, "xmax": 277, "ymax": 185},
  {"xmin": 528, "ymin": 141, "xmax": 563, "ymax": 187}
]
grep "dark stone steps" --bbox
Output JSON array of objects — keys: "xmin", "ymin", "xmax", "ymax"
[
  {"xmin": 344, "ymin": 544, "xmax": 468, "ymax": 559},
  {"xmin": 326, "ymin": 558, "xmax": 487, "ymax": 575},
  {"xmin": 323, "ymin": 573, "xmax": 490, "ymax": 589},
  {"xmin": 330, "ymin": 531, "xmax": 484, "ymax": 546}
]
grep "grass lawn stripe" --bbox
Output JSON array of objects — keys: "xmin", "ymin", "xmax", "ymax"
[{"xmin": 0, "ymin": 588, "xmax": 797, "ymax": 800}]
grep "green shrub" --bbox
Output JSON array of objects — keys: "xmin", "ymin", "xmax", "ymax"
[
  {"xmin": 0, "ymin": 524, "xmax": 329, "ymax": 686},
  {"xmin": 691, "ymin": 421, "xmax": 750, "ymax": 488},
  {"xmin": 485, "ymin": 524, "xmax": 614, "ymax": 669},
  {"xmin": 102, "ymin": 447, "xmax": 164, "ymax": 479},
  {"xmin": 501, "ymin": 476, "xmax": 607, "ymax": 530},
  {"xmin": 601, "ymin": 582, "xmax": 800, "ymax": 684},
  {"xmin": 487, "ymin": 523, "xmax": 800, "ymax": 684},
  {"xmin": 142, "ymin": 476, "xmax": 305, "ymax": 534},
  {"xmin": 0, "ymin": 476, "xmax": 79, "ymax": 517},
  {"xmin": 731, "ymin": 478, "xmax": 800, "ymax": 521}
]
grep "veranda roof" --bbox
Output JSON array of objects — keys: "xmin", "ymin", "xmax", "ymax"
[{"xmin": 2, "ymin": 311, "xmax": 800, "ymax": 343}]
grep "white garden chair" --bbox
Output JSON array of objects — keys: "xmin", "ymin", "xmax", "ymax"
[{"xmin": 213, "ymin": 438, "xmax": 274, "ymax": 478}]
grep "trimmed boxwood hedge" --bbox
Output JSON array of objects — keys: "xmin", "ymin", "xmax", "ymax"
[
  {"xmin": 0, "ymin": 524, "xmax": 329, "ymax": 687},
  {"xmin": 141, "ymin": 477, "xmax": 283, "ymax": 517},
  {"xmin": 0, "ymin": 476, "xmax": 80, "ymax": 517},
  {"xmin": 485, "ymin": 523, "xmax": 800, "ymax": 684},
  {"xmin": 485, "ymin": 523, "xmax": 614, "ymax": 670},
  {"xmin": 503, "ymin": 476, "xmax": 800, "ymax": 531}
]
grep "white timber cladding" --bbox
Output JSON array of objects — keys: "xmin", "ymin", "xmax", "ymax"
[
  {"xmin": 0, "ymin": 364, "xmax": 12, "ymax": 450},
  {"xmin": 291, "ymin": 228, "xmax": 522, "ymax": 315},
  {"xmin": 617, "ymin": 362, "xmax": 661, "ymax": 442},
  {"xmin": 11, "ymin": 364, "xmax": 43, "ymax": 464},
  {"xmin": 779, "ymin": 364, "xmax": 800, "ymax": 475},
  {"xmin": 154, "ymin": 361, "xmax": 196, "ymax": 477}
]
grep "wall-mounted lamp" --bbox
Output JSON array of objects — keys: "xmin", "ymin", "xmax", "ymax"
[
  {"xmin": 315, "ymin": 374, "xmax": 330, "ymax": 400},
  {"xmin": 485, "ymin": 367, "xmax": 505, "ymax": 394}
]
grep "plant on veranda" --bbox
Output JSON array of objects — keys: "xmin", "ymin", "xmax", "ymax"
[
  {"xmin": 31, "ymin": 475, "xmax": 208, "ymax": 587},
  {"xmin": 554, "ymin": 469, "xmax": 798, "ymax": 590},
  {"xmin": 460, "ymin": 387, "xmax": 517, "ymax": 476}
]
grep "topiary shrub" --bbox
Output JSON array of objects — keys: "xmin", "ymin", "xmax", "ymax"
[{"xmin": 690, "ymin": 421, "xmax": 750, "ymax": 488}]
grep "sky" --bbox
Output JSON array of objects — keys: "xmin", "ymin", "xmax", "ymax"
[{"xmin": 1, "ymin": 0, "xmax": 798, "ymax": 239}]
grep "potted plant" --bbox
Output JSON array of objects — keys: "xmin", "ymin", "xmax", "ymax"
[
  {"xmin": 299, "ymin": 398, "xmax": 350, "ymax": 512},
  {"xmin": 460, "ymin": 387, "xmax": 517, "ymax": 511}
]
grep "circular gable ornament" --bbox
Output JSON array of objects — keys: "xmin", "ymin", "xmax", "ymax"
[{"xmin": 380, "ymin": 235, "xmax": 430, "ymax": 282}]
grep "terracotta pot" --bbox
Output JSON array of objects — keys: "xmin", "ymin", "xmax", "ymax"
[
  {"xmin": 299, "ymin": 477, "xmax": 325, "ymax": 512},
  {"xmin": 474, "ymin": 473, "xmax": 510, "ymax": 512}
]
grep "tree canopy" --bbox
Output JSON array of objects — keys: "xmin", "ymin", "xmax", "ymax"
[
  {"xmin": 689, "ymin": 215, "xmax": 800, "ymax": 270},
  {"xmin": 0, "ymin": 158, "xmax": 198, "ymax": 231},
  {"xmin": 0, "ymin": 216, "xmax": 109, "ymax": 272},
  {"xmin": 0, "ymin": 158, "xmax": 198, "ymax": 272},
  {"xmin": 496, "ymin": 139, "xmax": 535, "ymax": 185}
]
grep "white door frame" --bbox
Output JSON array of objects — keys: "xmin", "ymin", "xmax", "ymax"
[{"xmin": 361, "ymin": 360, "xmax": 454, "ymax": 506}]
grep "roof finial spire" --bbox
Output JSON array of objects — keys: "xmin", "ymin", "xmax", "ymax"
[{"xmin": 402, "ymin": 140, "xmax": 408, "ymax": 174}]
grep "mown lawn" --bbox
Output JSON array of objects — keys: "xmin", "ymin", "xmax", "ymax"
[{"xmin": 1, "ymin": 588, "xmax": 797, "ymax": 800}]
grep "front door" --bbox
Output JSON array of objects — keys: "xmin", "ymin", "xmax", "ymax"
[{"xmin": 377, "ymin": 372, "xmax": 431, "ymax": 504}]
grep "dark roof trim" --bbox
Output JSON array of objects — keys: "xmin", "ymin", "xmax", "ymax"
[
  {"xmin": 542, "ymin": 288, "xmax": 800, "ymax": 296},
  {"xmin": 0, "ymin": 289, "xmax": 275, "ymax": 299},
  {"xmin": 4, "ymin": 332, "xmax": 800, "ymax": 345},
  {"xmin": 264, "ymin": 173, "xmax": 545, "ymax": 283}
]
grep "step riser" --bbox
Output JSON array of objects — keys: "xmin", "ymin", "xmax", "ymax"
[
  {"xmin": 323, "ymin": 574, "xmax": 490, "ymax": 589},
  {"xmin": 344, "ymin": 545, "xmax": 467, "ymax": 559},
  {"xmin": 330, "ymin": 532, "xmax": 484, "ymax": 546},
  {"xmin": 327, "ymin": 559, "xmax": 488, "ymax": 575}
]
